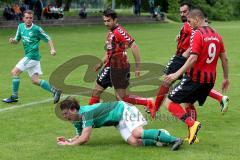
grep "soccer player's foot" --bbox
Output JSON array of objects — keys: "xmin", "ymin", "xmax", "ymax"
[
  {"xmin": 144, "ymin": 106, "xmax": 150, "ymax": 114},
  {"xmin": 184, "ymin": 137, "xmax": 199, "ymax": 143},
  {"xmin": 3, "ymin": 95, "xmax": 18, "ymax": 103},
  {"xmin": 53, "ymin": 88, "xmax": 62, "ymax": 104},
  {"xmin": 188, "ymin": 121, "xmax": 201, "ymax": 145},
  {"xmin": 171, "ymin": 138, "xmax": 183, "ymax": 151},
  {"xmin": 220, "ymin": 96, "xmax": 229, "ymax": 114},
  {"xmin": 146, "ymin": 98, "xmax": 156, "ymax": 119}
]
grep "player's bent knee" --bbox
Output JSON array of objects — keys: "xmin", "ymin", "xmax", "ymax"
[
  {"xmin": 127, "ymin": 136, "xmax": 140, "ymax": 146},
  {"xmin": 31, "ymin": 79, "xmax": 40, "ymax": 85},
  {"xmin": 131, "ymin": 127, "xmax": 143, "ymax": 139},
  {"xmin": 164, "ymin": 98, "xmax": 172, "ymax": 108}
]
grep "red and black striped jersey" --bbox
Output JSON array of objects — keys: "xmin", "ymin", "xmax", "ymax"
[
  {"xmin": 188, "ymin": 26, "xmax": 225, "ymax": 83},
  {"xmin": 176, "ymin": 22, "xmax": 193, "ymax": 56},
  {"xmin": 105, "ymin": 25, "xmax": 134, "ymax": 69}
]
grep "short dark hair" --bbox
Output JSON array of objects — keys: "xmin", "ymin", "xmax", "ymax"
[
  {"xmin": 188, "ymin": 9, "xmax": 205, "ymax": 20},
  {"xmin": 23, "ymin": 10, "xmax": 34, "ymax": 16},
  {"xmin": 59, "ymin": 96, "xmax": 80, "ymax": 111},
  {"xmin": 102, "ymin": 9, "xmax": 117, "ymax": 20},
  {"xmin": 180, "ymin": 2, "xmax": 192, "ymax": 10}
]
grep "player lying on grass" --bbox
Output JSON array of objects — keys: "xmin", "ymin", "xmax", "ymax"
[{"xmin": 56, "ymin": 96, "xmax": 183, "ymax": 150}]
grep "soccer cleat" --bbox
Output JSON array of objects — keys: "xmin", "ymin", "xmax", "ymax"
[
  {"xmin": 188, "ymin": 121, "xmax": 201, "ymax": 145},
  {"xmin": 53, "ymin": 88, "xmax": 62, "ymax": 104},
  {"xmin": 3, "ymin": 95, "xmax": 18, "ymax": 103},
  {"xmin": 220, "ymin": 96, "xmax": 229, "ymax": 114},
  {"xmin": 184, "ymin": 137, "xmax": 199, "ymax": 143},
  {"xmin": 171, "ymin": 138, "xmax": 184, "ymax": 151},
  {"xmin": 144, "ymin": 106, "xmax": 150, "ymax": 114},
  {"xmin": 146, "ymin": 98, "xmax": 156, "ymax": 119}
]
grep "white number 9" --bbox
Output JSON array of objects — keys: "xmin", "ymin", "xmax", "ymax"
[{"xmin": 206, "ymin": 43, "xmax": 216, "ymax": 64}]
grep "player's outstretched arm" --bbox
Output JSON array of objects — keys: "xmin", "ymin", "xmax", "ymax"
[
  {"xmin": 93, "ymin": 53, "xmax": 107, "ymax": 72},
  {"xmin": 164, "ymin": 54, "xmax": 198, "ymax": 84},
  {"xmin": 57, "ymin": 127, "xmax": 93, "ymax": 146},
  {"xmin": 219, "ymin": 52, "xmax": 229, "ymax": 93},
  {"xmin": 48, "ymin": 40, "xmax": 56, "ymax": 56},
  {"xmin": 130, "ymin": 42, "xmax": 141, "ymax": 77}
]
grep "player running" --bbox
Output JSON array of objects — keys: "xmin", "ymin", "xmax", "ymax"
[
  {"xmin": 88, "ymin": 9, "xmax": 154, "ymax": 109},
  {"xmin": 3, "ymin": 10, "xmax": 62, "ymax": 104},
  {"xmin": 152, "ymin": 2, "xmax": 229, "ymax": 117},
  {"xmin": 164, "ymin": 9, "xmax": 229, "ymax": 144},
  {"xmin": 56, "ymin": 96, "xmax": 183, "ymax": 150}
]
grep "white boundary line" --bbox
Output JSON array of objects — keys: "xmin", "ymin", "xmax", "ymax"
[
  {"xmin": 0, "ymin": 98, "xmax": 53, "ymax": 113},
  {"xmin": 0, "ymin": 73, "xmax": 238, "ymax": 113},
  {"xmin": 0, "ymin": 95, "xmax": 72, "ymax": 113}
]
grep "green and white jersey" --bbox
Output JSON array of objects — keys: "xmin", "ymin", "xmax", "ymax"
[
  {"xmin": 15, "ymin": 23, "xmax": 51, "ymax": 61},
  {"xmin": 73, "ymin": 101, "xmax": 125, "ymax": 135}
]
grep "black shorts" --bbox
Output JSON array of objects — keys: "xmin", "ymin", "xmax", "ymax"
[
  {"xmin": 164, "ymin": 55, "xmax": 187, "ymax": 79},
  {"xmin": 168, "ymin": 76, "xmax": 214, "ymax": 106},
  {"xmin": 96, "ymin": 66, "xmax": 130, "ymax": 89}
]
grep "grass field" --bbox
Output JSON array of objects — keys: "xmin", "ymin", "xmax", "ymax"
[{"xmin": 0, "ymin": 21, "xmax": 239, "ymax": 160}]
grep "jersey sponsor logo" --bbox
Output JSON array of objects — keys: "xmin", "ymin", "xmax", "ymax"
[
  {"xmin": 29, "ymin": 32, "xmax": 33, "ymax": 36},
  {"xmin": 204, "ymin": 36, "xmax": 220, "ymax": 42}
]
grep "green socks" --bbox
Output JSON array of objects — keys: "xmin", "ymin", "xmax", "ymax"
[
  {"xmin": 142, "ymin": 129, "xmax": 177, "ymax": 144},
  {"xmin": 142, "ymin": 139, "xmax": 156, "ymax": 146},
  {"xmin": 158, "ymin": 131, "xmax": 177, "ymax": 143},
  {"xmin": 39, "ymin": 80, "xmax": 53, "ymax": 93},
  {"xmin": 12, "ymin": 76, "xmax": 20, "ymax": 97}
]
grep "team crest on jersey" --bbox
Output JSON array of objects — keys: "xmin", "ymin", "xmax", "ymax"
[{"xmin": 29, "ymin": 32, "xmax": 33, "ymax": 36}]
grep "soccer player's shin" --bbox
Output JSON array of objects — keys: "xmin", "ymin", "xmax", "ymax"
[
  {"xmin": 40, "ymin": 80, "xmax": 53, "ymax": 92},
  {"xmin": 185, "ymin": 104, "xmax": 197, "ymax": 120},
  {"xmin": 142, "ymin": 129, "xmax": 176, "ymax": 144},
  {"xmin": 155, "ymin": 83, "xmax": 170, "ymax": 111},
  {"xmin": 142, "ymin": 139, "xmax": 156, "ymax": 146},
  {"xmin": 123, "ymin": 95, "xmax": 149, "ymax": 106},
  {"xmin": 168, "ymin": 102, "xmax": 195, "ymax": 127},
  {"xmin": 12, "ymin": 76, "xmax": 20, "ymax": 97},
  {"xmin": 88, "ymin": 96, "xmax": 100, "ymax": 105},
  {"xmin": 209, "ymin": 89, "xmax": 223, "ymax": 102}
]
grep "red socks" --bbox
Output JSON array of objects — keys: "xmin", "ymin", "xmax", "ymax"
[
  {"xmin": 123, "ymin": 95, "xmax": 149, "ymax": 106},
  {"xmin": 88, "ymin": 96, "xmax": 100, "ymax": 105},
  {"xmin": 185, "ymin": 104, "xmax": 197, "ymax": 121},
  {"xmin": 208, "ymin": 89, "xmax": 223, "ymax": 103},
  {"xmin": 168, "ymin": 102, "xmax": 195, "ymax": 127},
  {"xmin": 155, "ymin": 83, "xmax": 170, "ymax": 111}
]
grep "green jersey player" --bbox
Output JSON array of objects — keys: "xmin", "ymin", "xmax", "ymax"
[
  {"xmin": 3, "ymin": 10, "xmax": 61, "ymax": 104},
  {"xmin": 56, "ymin": 97, "xmax": 183, "ymax": 151}
]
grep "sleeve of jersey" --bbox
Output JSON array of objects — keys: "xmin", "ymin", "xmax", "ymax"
[
  {"xmin": 184, "ymin": 23, "xmax": 193, "ymax": 35},
  {"xmin": 115, "ymin": 28, "xmax": 135, "ymax": 47},
  {"xmin": 14, "ymin": 25, "xmax": 21, "ymax": 41},
  {"xmin": 190, "ymin": 31, "xmax": 202, "ymax": 55},
  {"xmin": 82, "ymin": 115, "xmax": 94, "ymax": 128},
  {"xmin": 73, "ymin": 122, "xmax": 83, "ymax": 136},
  {"xmin": 219, "ymin": 36, "xmax": 225, "ymax": 53},
  {"xmin": 38, "ymin": 27, "xmax": 51, "ymax": 42}
]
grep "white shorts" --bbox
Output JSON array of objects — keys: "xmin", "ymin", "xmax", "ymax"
[
  {"xmin": 116, "ymin": 102, "xmax": 147, "ymax": 142},
  {"xmin": 16, "ymin": 57, "xmax": 43, "ymax": 77}
]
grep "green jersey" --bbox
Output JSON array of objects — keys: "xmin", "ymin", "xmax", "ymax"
[
  {"xmin": 14, "ymin": 23, "xmax": 51, "ymax": 61},
  {"xmin": 73, "ymin": 101, "xmax": 125, "ymax": 135}
]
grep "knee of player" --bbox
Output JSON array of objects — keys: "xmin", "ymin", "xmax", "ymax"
[
  {"xmin": 31, "ymin": 79, "xmax": 40, "ymax": 85},
  {"xmin": 131, "ymin": 128, "xmax": 143, "ymax": 139},
  {"xmin": 11, "ymin": 70, "xmax": 18, "ymax": 76},
  {"xmin": 164, "ymin": 98, "xmax": 172, "ymax": 109},
  {"xmin": 127, "ymin": 136, "xmax": 141, "ymax": 146}
]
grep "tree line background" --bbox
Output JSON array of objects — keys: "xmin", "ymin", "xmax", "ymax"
[{"xmin": 1, "ymin": 0, "xmax": 240, "ymax": 21}]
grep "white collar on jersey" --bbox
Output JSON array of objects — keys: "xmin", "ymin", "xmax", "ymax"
[{"xmin": 25, "ymin": 23, "xmax": 33, "ymax": 30}]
